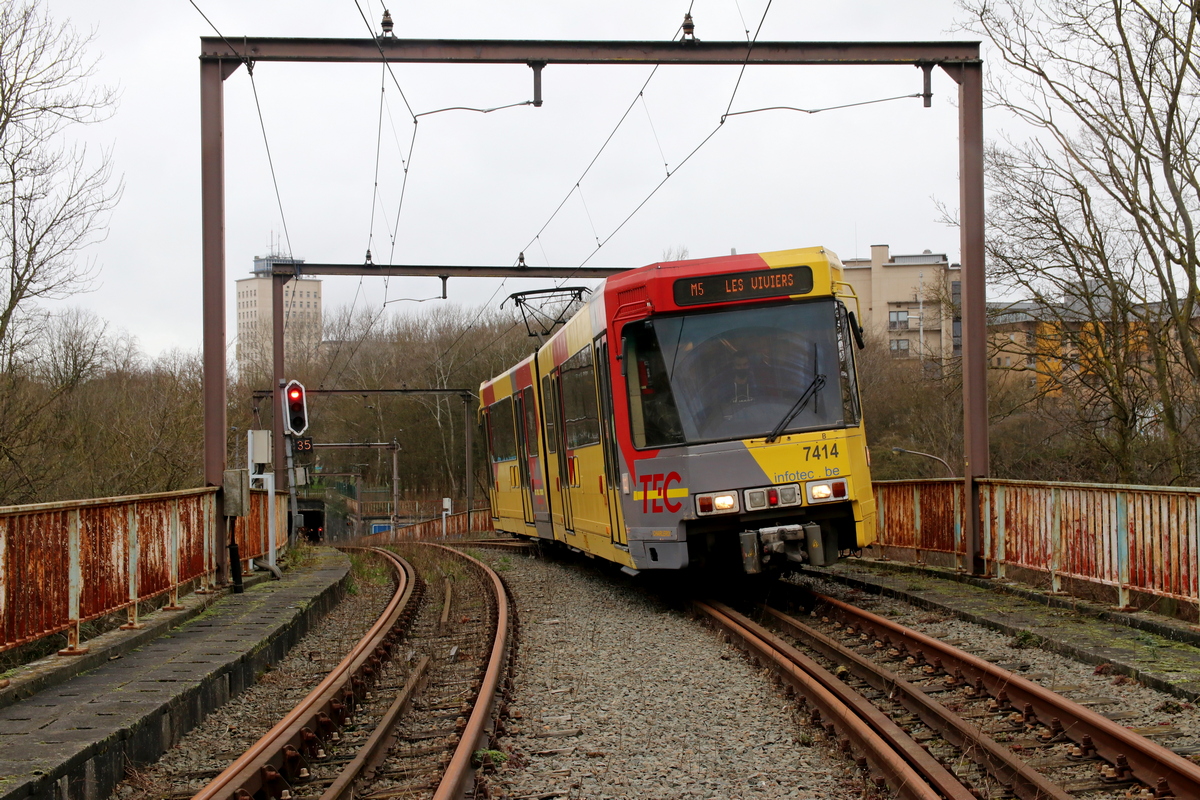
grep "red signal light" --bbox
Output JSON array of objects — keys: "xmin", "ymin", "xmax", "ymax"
[{"xmin": 282, "ymin": 380, "xmax": 308, "ymax": 436}]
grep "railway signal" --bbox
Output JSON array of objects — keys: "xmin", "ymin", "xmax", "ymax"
[{"xmin": 282, "ymin": 380, "xmax": 308, "ymax": 436}]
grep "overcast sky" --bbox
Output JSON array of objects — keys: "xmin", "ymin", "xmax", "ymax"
[{"xmin": 45, "ymin": 0, "xmax": 974, "ymax": 358}]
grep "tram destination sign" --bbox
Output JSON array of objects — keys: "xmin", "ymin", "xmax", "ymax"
[{"xmin": 673, "ymin": 266, "xmax": 814, "ymax": 306}]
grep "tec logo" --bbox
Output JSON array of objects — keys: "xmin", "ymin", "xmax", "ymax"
[{"xmin": 637, "ymin": 471, "xmax": 683, "ymax": 514}]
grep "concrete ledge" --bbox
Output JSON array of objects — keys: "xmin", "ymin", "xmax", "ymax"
[{"xmin": 0, "ymin": 548, "xmax": 351, "ymax": 800}]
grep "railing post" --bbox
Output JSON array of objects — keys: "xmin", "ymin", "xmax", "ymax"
[
  {"xmin": 166, "ymin": 500, "xmax": 183, "ymax": 610},
  {"xmin": 994, "ymin": 485, "xmax": 1006, "ymax": 580},
  {"xmin": 913, "ymin": 483, "xmax": 924, "ymax": 565},
  {"xmin": 58, "ymin": 509, "xmax": 88, "ymax": 656},
  {"xmin": 953, "ymin": 481, "xmax": 963, "ymax": 572},
  {"xmin": 197, "ymin": 492, "xmax": 215, "ymax": 593},
  {"xmin": 1050, "ymin": 487, "xmax": 1063, "ymax": 593},
  {"xmin": 1116, "ymin": 491, "xmax": 1131, "ymax": 609},
  {"xmin": 121, "ymin": 504, "xmax": 143, "ymax": 629},
  {"xmin": 875, "ymin": 487, "xmax": 887, "ymax": 560}
]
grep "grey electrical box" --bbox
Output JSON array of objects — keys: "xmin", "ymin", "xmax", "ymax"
[
  {"xmin": 293, "ymin": 466, "xmax": 309, "ymax": 486},
  {"xmin": 248, "ymin": 429, "xmax": 272, "ymax": 466},
  {"xmin": 223, "ymin": 469, "xmax": 250, "ymax": 517}
]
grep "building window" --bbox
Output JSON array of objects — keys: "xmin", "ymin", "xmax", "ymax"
[
  {"xmin": 951, "ymin": 281, "xmax": 961, "ymax": 310},
  {"xmin": 889, "ymin": 310, "xmax": 909, "ymax": 330},
  {"xmin": 890, "ymin": 339, "xmax": 910, "ymax": 358}
]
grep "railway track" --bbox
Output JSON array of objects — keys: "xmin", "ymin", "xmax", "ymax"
[
  {"xmin": 190, "ymin": 544, "xmax": 514, "ymax": 800},
  {"xmin": 699, "ymin": 583, "xmax": 1200, "ymax": 800},
  {"xmin": 445, "ymin": 538, "xmax": 538, "ymax": 553}
]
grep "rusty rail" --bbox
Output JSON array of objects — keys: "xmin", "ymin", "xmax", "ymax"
[
  {"xmin": 0, "ymin": 487, "xmax": 284, "ymax": 655},
  {"xmin": 427, "ymin": 543, "xmax": 512, "ymax": 800},
  {"xmin": 319, "ymin": 655, "xmax": 430, "ymax": 800},
  {"xmin": 191, "ymin": 547, "xmax": 421, "ymax": 800},
  {"xmin": 760, "ymin": 603, "xmax": 1071, "ymax": 800},
  {"xmin": 812, "ymin": 590, "xmax": 1200, "ymax": 799},
  {"xmin": 695, "ymin": 600, "xmax": 959, "ymax": 800}
]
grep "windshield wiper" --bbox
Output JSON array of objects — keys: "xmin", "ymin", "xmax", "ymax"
[{"xmin": 765, "ymin": 374, "xmax": 826, "ymax": 443}]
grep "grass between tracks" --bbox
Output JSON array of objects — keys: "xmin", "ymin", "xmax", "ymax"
[{"xmin": 347, "ymin": 552, "xmax": 392, "ymax": 595}]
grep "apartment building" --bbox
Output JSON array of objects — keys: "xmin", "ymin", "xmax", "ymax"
[
  {"xmin": 841, "ymin": 244, "xmax": 962, "ymax": 364},
  {"xmin": 235, "ymin": 255, "xmax": 323, "ymax": 377}
]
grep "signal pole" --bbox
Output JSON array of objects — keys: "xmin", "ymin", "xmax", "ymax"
[{"xmin": 285, "ymin": 435, "xmax": 300, "ymax": 544}]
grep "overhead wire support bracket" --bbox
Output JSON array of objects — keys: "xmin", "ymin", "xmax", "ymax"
[
  {"xmin": 529, "ymin": 61, "xmax": 545, "ymax": 106},
  {"xmin": 918, "ymin": 62, "xmax": 934, "ymax": 107}
]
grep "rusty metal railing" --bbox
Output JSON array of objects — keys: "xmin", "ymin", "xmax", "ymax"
[
  {"xmin": 0, "ymin": 487, "xmax": 285, "ymax": 655},
  {"xmin": 357, "ymin": 509, "xmax": 495, "ymax": 544},
  {"xmin": 870, "ymin": 478, "xmax": 1200, "ymax": 609}
]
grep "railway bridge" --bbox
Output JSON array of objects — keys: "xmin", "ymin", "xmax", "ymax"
[{"xmin": 0, "ymin": 475, "xmax": 1193, "ymax": 662}]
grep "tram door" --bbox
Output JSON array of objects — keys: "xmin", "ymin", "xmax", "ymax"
[
  {"xmin": 595, "ymin": 336, "xmax": 627, "ymax": 546},
  {"xmin": 548, "ymin": 370, "xmax": 574, "ymax": 535},
  {"xmin": 514, "ymin": 387, "xmax": 537, "ymax": 529}
]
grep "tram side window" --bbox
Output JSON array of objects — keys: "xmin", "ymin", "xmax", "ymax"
[
  {"xmin": 541, "ymin": 375, "xmax": 557, "ymax": 454},
  {"xmin": 489, "ymin": 397, "xmax": 518, "ymax": 461},
  {"xmin": 561, "ymin": 347, "xmax": 601, "ymax": 448},
  {"xmin": 836, "ymin": 303, "xmax": 862, "ymax": 426},
  {"xmin": 623, "ymin": 322, "xmax": 685, "ymax": 448},
  {"xmin": 522, "ymin": 386, "xmax": 539, "ymax": 457}
]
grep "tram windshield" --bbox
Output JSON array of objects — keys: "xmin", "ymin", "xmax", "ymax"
[{"xmin": 623, "ymin": 299, "xmax": 860, "ymax": 448}]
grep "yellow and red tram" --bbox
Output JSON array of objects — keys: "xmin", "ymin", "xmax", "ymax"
[{"xmin": 479, "ymin": 246, "xmax": 876, "ymax": 574}]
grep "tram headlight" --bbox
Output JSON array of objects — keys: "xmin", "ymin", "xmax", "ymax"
[
  {"xmin": 696, "ymin": 491, "xmax": 740, "ymax": 515},
  {"xmin": 807, "ymin": 480, "xmax": 848, "ymax": 504}
]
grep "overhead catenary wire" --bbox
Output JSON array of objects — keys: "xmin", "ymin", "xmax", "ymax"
[
  {"xmin": 725, "ymin": 93, "xmax": 924, "ymax": 117},
  {"xmin": 551, "ymin": 0, "xmax": 778, "ymax": 284},
  {"xmin": 320, "ymin": 0, "xmax": 429, "ymax": 390},
  {"xmin": 722, "ymin": 0, "xmax": 774, "ymax": 121},
  {"xmin": 366, "ymin": 63, "xmax": 387, "ymax": 259},
  {"xmin": 432, "ymin": 8, "xmax": 698, "ymax": 372},
  {"xmin": 640, "ymin": 93, "xmax": 671, "ymax": 176}
]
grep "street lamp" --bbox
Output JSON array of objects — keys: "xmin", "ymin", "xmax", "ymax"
[{"xmin": 892, "ymin": 447, "xmax": 956, "ymax": 477}]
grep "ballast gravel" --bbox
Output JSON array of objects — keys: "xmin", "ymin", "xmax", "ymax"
[{"xmin": 479, "ymin": 551, "xmax": 856, "ymax": 800}]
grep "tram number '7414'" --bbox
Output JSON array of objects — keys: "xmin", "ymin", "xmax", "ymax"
[{"xmin": 803, "ymin": 443, "xmax": 839, "ymax": 461}]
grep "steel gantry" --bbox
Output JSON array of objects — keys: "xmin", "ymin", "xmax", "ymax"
[{"xmin": 201, "ymin": 35, "xmax": 987, "ymax": 582}]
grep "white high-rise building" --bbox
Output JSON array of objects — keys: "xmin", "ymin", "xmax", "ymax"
[{"xmin": 235, "ymin": 256, "xmax": 323, "ymax": 378}]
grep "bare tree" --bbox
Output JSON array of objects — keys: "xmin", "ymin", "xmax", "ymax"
[
  {"xmin": 958, "ymin": 0, "xmax": 1200, "ymax": 481},
  {"xmin": 0, "ymin": 0, "xmax": 120, "ymax": 367}
]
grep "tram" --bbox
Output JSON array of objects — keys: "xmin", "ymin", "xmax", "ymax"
[{"xmin": 479, "ymin": 246, "xmax": 876, "ymax": 574}]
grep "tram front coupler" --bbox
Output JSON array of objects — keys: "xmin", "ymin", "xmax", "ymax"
[{"xmin": 738, "ymin": 522, "xmax": 840, "ymax": 573}]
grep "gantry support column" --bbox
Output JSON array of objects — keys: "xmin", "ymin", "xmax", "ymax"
[
  {"xmin": 201, "ymin": 57, "xmax": 241, "ymax": 585},
  {"xmin": 947, "ymin": 61, "xmax": 988, "ymax": 575}
]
